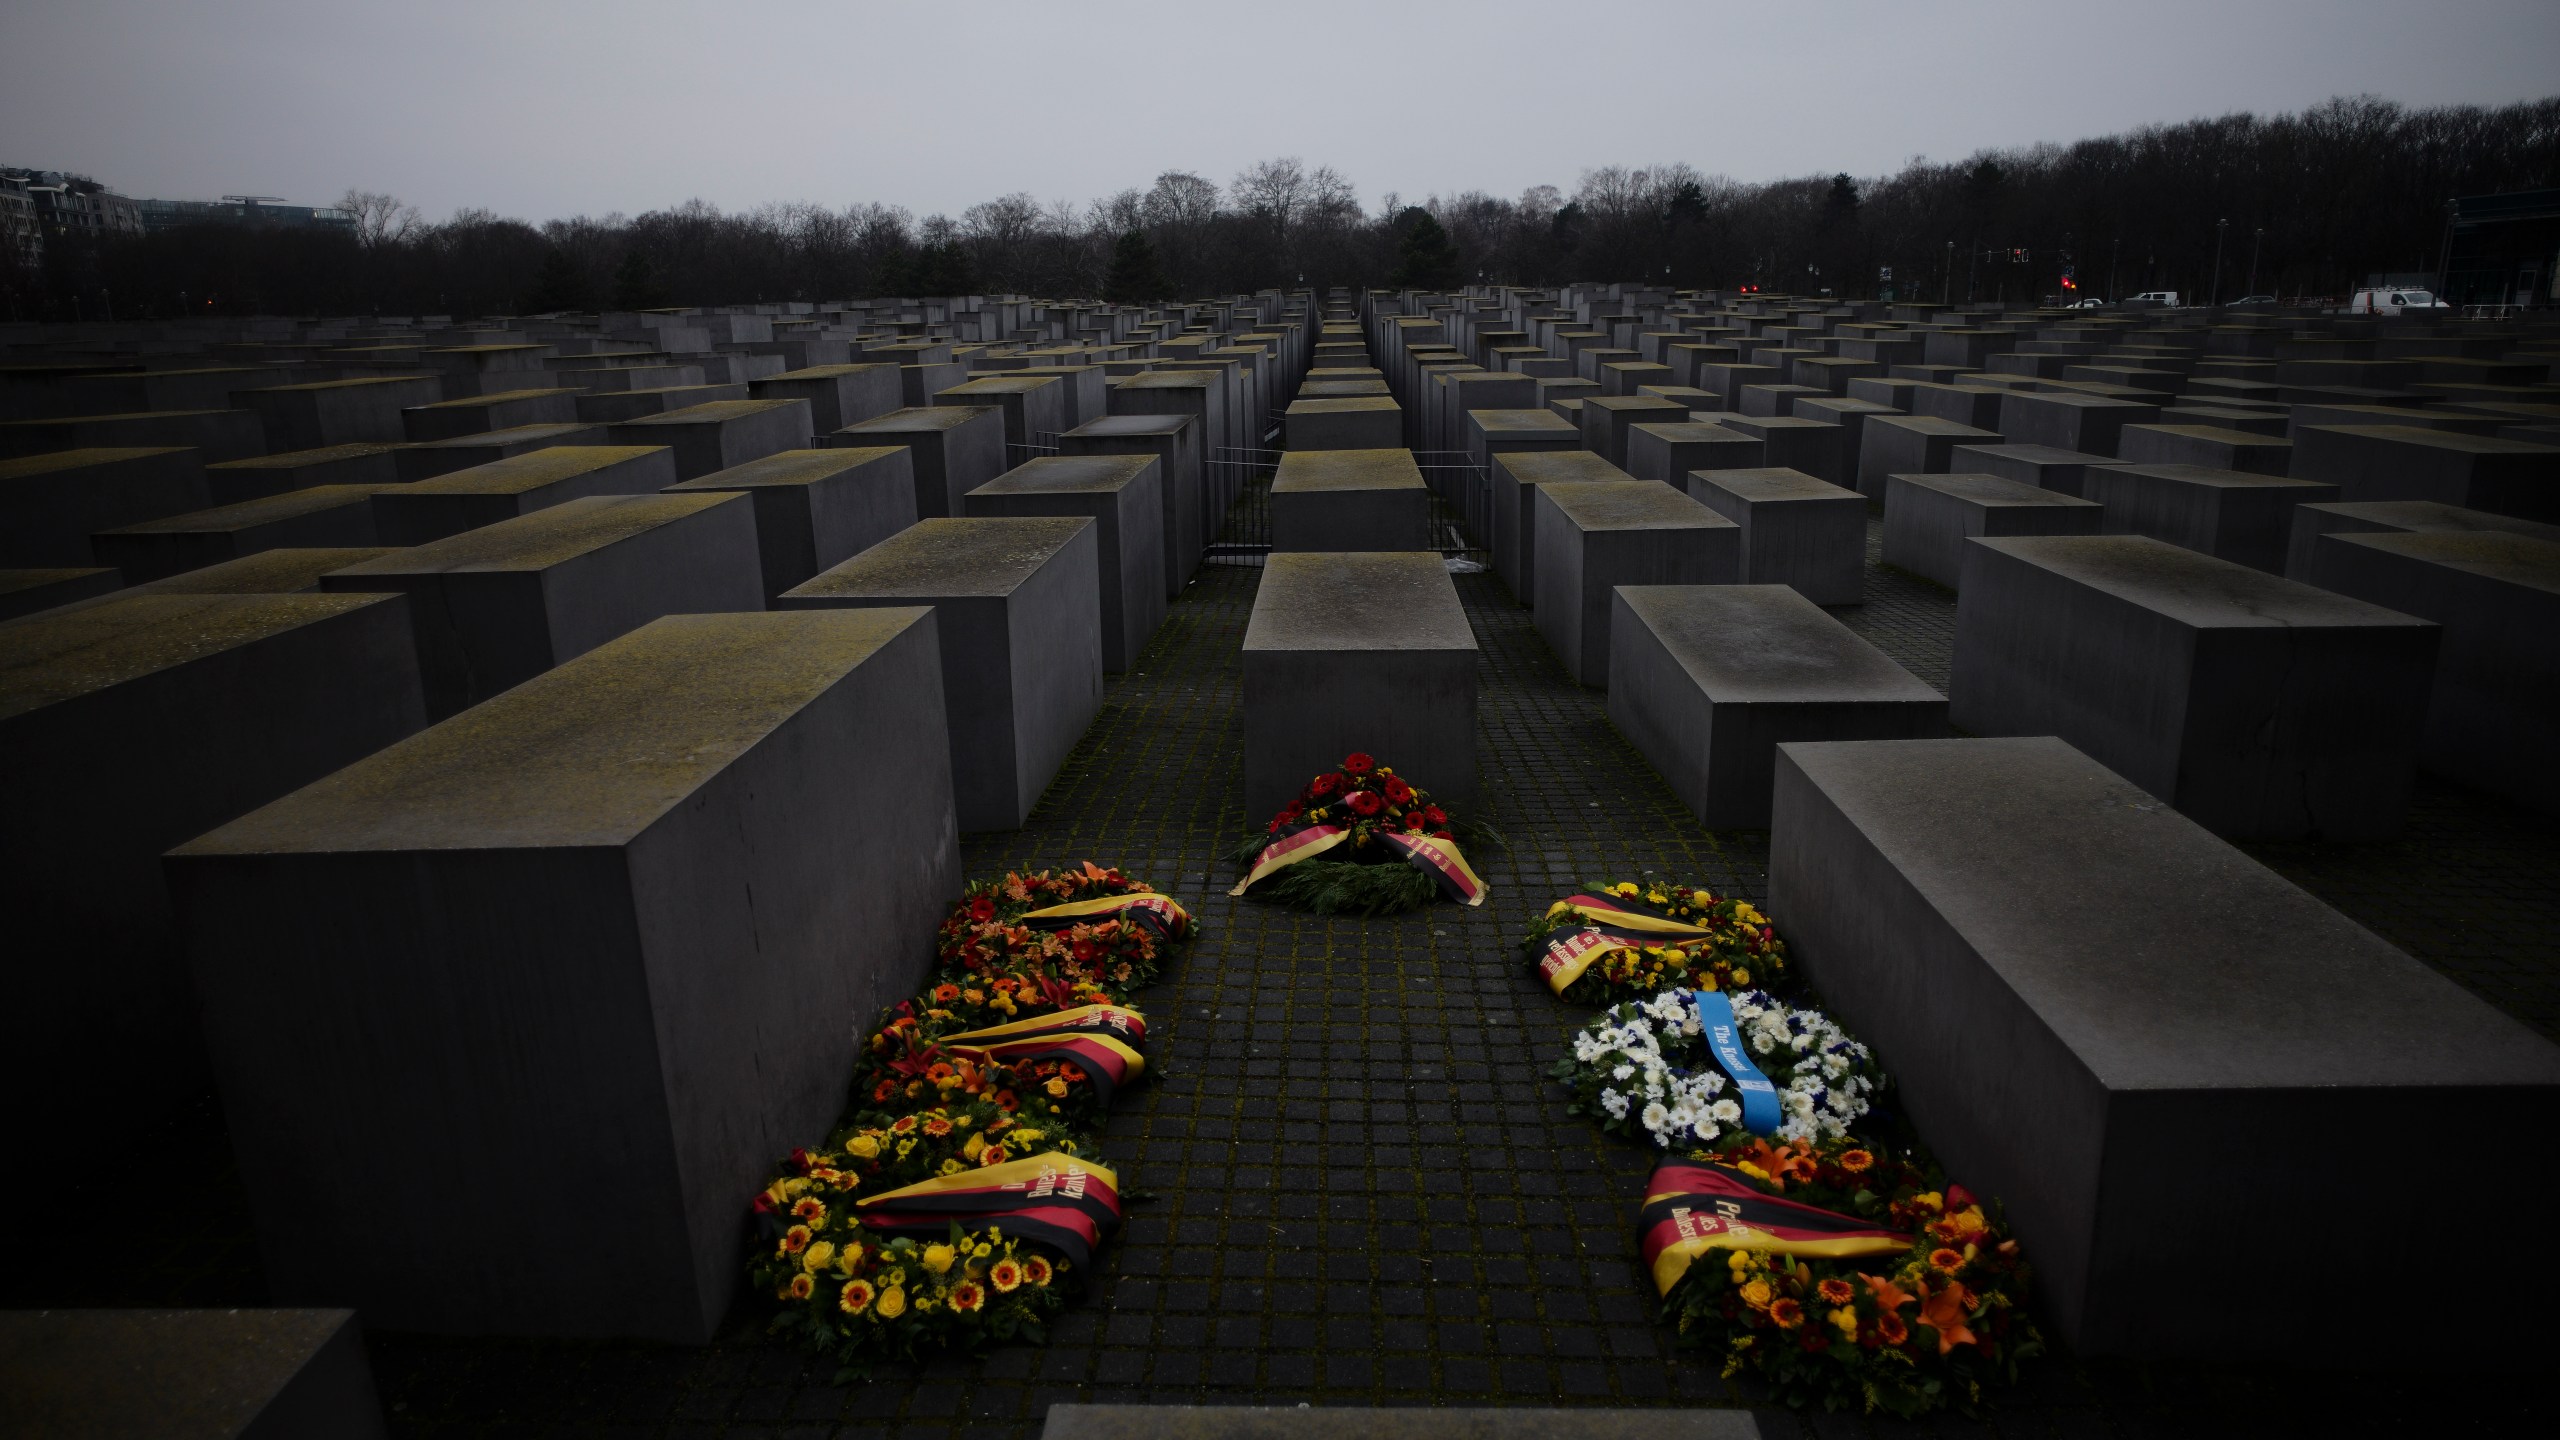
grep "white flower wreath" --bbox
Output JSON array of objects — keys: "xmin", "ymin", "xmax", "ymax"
[{"xmin": 1557, "ymin": 989, "xmax": 1880, "ymax": 1149}]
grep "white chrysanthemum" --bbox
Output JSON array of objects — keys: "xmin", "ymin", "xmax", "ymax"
[
  {"xmin": 1640, "ymin": 1101, "xmax": 1669, "ymax": 1132},
  {"xmin": 1710, "ymin": 1098, "xmax": 1741, "ymax": 1123},
  {"xmin": 1600, "ymin": 1088, "xmax": 1629, "ymax": 1119}
]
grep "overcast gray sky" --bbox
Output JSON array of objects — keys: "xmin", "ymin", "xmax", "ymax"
[{"xmin": 4, "ymin": 0, "xmax": 2554, "ymax": 223}]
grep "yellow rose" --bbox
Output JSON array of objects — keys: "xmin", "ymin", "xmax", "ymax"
[
  {"xmin": 875, "ymin": 1286, "xmax": 907, "ymax": 1319},
  {"xmin": 1732, "ymin": 968, "xmax": 1750, "ymax": 987},
  {"xmin": 846, "ymin": 1135, "xmax": 880, "ymax": 1160},
  {"xmin": 922, "ymin": 1244, "xmax": 957, "ymax": 1276},
  {"xmin": 803, "ymin": 1241, "xmax": 835, "ymax": 1273},
  {"xmin": 1045, "ymin": 1077, "xmax": 1069, "ymax": 1098},
  {"xmin": 1830, "ymin": 1307, "xmax": 1858, "ymax": 1336},
  {"xmin": 1739, "ymin": 1280, "xmax": 1774, "ymax": 1309},
  {"xmin": 963, "ymin": 1134, "xmax": 987, "ymax": 1161}
]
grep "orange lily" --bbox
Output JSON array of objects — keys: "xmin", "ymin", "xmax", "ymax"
[
  {"xmin": 1918, "ymin": 1279, "xmax": 1978, "ymax": 1354},
  {"xmin": 1731, "ymin": 1139, "xmax": 1820, "ymax": 1190},
  {"xmin": 1861, "ymin": 1272, "xmax": 1916, "ymax": 1315}
]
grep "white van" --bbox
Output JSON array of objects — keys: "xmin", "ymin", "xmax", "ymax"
[
  {"xmin": 2349, "ymin": 288, "xmax": 2449, "ymax": 314},
  {"xmin": 2127, "ymin": 290, "xmax": 2179, "ymax": 306}
]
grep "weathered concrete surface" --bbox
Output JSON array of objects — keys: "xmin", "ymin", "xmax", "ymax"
[{"xmin": 166, "ymin": 609, "xmax": 959, "ymax": 1342}]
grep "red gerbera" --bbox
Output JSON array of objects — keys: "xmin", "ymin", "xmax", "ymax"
[
  {"xmin": 1345, "ymin": 790, "xmax": 1383, "ymax": 817},
  {"xmin": 1421, "ymin": 806, "xmax": 1447, "ymax": 827},
  {"xmin": 1342, "ymin": 753, "xmax": 1375, "ymax": 775},
  {"xmin": 968, "ymin": 895, "xmax": 996, "ymax": 921},
  {"xmin": 1309, "ymin": 773, "xmax": 1341, "ymax": 797},
  {"xmin": 1382, "ymin": 776, "xmax": 1413, "ymax": 805},
  {"xmin": 1403, "ymin": 812, "xmax": 1425, "ymax": 831}
]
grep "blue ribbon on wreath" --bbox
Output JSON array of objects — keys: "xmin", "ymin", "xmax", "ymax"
[{"xmin": 1693, "ymin": 989, "xmax": 1782, "ymax": 1136}]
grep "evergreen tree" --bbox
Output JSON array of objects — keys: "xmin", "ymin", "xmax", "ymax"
[
  {"xmin": 1103, "ymin": 229, "xmax": 1170, "ymax": 304},
  {"xmin": 1389, "ymin": 207, "xmax": 1460, "ymax": 290},
  {"xmin": 916, "ymin": 242, "xmax": 980, "ymax": 296},
  {"xmin": 611, "ymin": 247, "xmax": 668, "ymax": 310},
  {"xmin": 520, "ymin": 247, "xmax": 591, "ymax": 313}
]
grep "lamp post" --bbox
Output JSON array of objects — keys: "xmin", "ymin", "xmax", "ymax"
[
  {"xmin": 2210, "ymin": 218, "xmax": 2229, "ymax": 306},
  {"xmin": 1943, "ymin": 240, "xmax": 1953, "ymax": 305},
  {"xmin": 2246, "ymin": 227, "xmax": 2264, "ymax": 297},
  {"xmin": 2109, "ymin": 237, "xmax": 2120, "ymax": 302}
]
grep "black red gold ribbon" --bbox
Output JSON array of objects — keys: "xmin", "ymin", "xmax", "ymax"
[
  {"xmin": 1378, "ymin": 832, "xmax": 1486, "ymax": 905},
  {"xmin": 1639, "ymin": 1159, "xmax": 1910, "ymax": 1295},
  {"xmin": 854, "ymin": 1154, "xmax": 1123, "ymax": 1270},
  {"xmin": 937, "ymin": 1005, "xmax": 1148, "ymax": 1107},
  {"xmin": 1229, "ymin": 822, "xmax": 1484, "ymax": 905},
  {"xmin": 1019, "ymin": 892, "xmax": 1191, "ymax": 945},
  {"xmin": 1227, "ymin": 823, "xmax": 1350, "ymax": 895},
  {"xmin": 1537, "ymin": 894, "xmax": 1717, "ymax": 993}
]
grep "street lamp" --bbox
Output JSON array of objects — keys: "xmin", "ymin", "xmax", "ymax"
[
  {"xmin": 2246, "ymin": 226, "xmax": 2264, "ymax": 297},
  {"xmin": 2210, "ymin": 218, "xmax": 2229, "ymax": 306},
  {"xmin": 1943, "ymin": 240, "xmax": 1953, "ymax": 305}
]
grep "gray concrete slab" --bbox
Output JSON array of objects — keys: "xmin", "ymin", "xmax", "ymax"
[
  {"xmin": 1489, "ymin": 450, "xmax": 1630, "ymax": 604},
  {"xmin": 1882, "ymin": 473, "xmax": 2103, "ymax": 591},
  {"xmin": 325, "ymin": 493, "xmax": 763, "ymax": 718},
  {"xmin": 1766, "ymin": 734, "xmax": 2560, "ymax": 1357},
  {"xmin": 0, "ymin": 1308, "xmax": 389, "ymax": 1440},
  {"xmin": 167, "ymin": 608, "xmax": 958, "ymax": 1342},
  {"xmin": 1611, "ymin": 585, "xmax": 1944, "ymax": 826},
  {"xmin": 2288, "ymin": 424, "xmax": 2559, "ymax": 521},
  {"xmin": 834, "ymin": 405, "xmax": 1008, "ymax": 519},
  {"xmin": 1272, "ymin": 448, "xmax": 1431, "ymax": 554},
  {"xmin": 1945, "ymin": 442, "xmax": 2121, "ymax": 498},
  {"xmin": 92, "ymin": 485, "xmax": 393, "ymax": 582},
  {"xmin": 962, "ymin": 454, "xmax": 1164, "ymax": 671},
  {"xmin": 1856, "ymin": 415, "xmax": 2003, "ymax": 501},
  {"xmin": 0, "ymin": 447, "xmax": 208, "ymax": 567},
  {"xmin": 1, "ymin": 592, "xmax": 425, "ymax": 1207},
  {"xmin": 605, "ymin": 398, "xmax": 811, "ymax": 480},
  {"xmin": 1949, "ymin": 534, "xmax": 2437, "ymax": 840},
  {"xmin": 1532, "ymin": 480, "xmax": 1738, "ymax": 686},
  {"xmin": 1060, "ymin": 413, "xmax": 1205, "ymax": 595},
  {"xmin": 1242, "ymin": 551, "xmax": 1477, "ymax": 819},
  {"xmin": 2084, "ymin": 463, "xmax": 2339, "ymax": 574},
  {"xmin": 782, "ymin": 517, "xmax": 1100, "ymax": 831},
  {"xmin": 1685, "ymin": 467, "xmax": 1867, "ymax": 605},
  {"xmin": 372, "ymin": 446, "xmax": 678, "ymax": 545},
  {"xmin": 664, "ymin": 447, "xmax": 918, "ymax": 604},
  {"xmin": 2298, "ymin": 529, "xmax": 2560, "ymax": 816},
  {"xmin": 2281, "ymin": 498, "xmax": 2560, "ymax": 580}
]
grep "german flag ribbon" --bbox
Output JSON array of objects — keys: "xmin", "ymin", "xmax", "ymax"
[
  {"xmin": 1378, "ymin": 832, "xmax": 1486, "ymax": 905},
  {"xmin": 1553, "ymin": 893, "xmax": 1717, "ymax": 939},
  {"xmin": 1537, "ymin": 925, "xmax": 1657, "ymax": 993},
  {"xmin": 938, "ymin": 1005, "xmax": 1148, "ymax": 1107},
  {"xmin": 854, "ymin": 1153, "xmax": 1123, "ymax": 1270},
  {"xmin": 1020, "ymin": 891, "xmax": 1190, "ymax": 944},
  {"xmin": 1228, "ymin": 823, "xmax": 1350, "ymax": 895},
  {"xmin": 1639, "ymin": 1159, "xmax": 1910, "ymax": 1296}
]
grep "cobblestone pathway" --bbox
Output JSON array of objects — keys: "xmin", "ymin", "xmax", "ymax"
[{"xmin": 12, "ymin": 513, "xmax": 2550, "ymax": 1439}]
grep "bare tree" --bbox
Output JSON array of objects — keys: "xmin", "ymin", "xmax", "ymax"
[{"xmin": 336, "ymin": 189, "xmax": 421, "ymax": 249}]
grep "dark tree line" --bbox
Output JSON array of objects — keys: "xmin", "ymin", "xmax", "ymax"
[{"xmin": 5, "ymin": 95, "xmax": 2554, "ymax": 321}]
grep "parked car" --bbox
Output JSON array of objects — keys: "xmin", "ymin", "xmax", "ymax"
[
  {"xmin": 2064, "ymin": 297, "xmax": 2109, "ymax": 308},
  {"xmin": 2127, "ymin": 290, "xmax": 2180, "ymax": 306},
  {"xmin": 2349, "ymin": 287, "xmax": 2449, "ymax": 313},
  {"xmin": 2228, "ymin": 295, "xmax": 2277, "ymax": 307}
]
